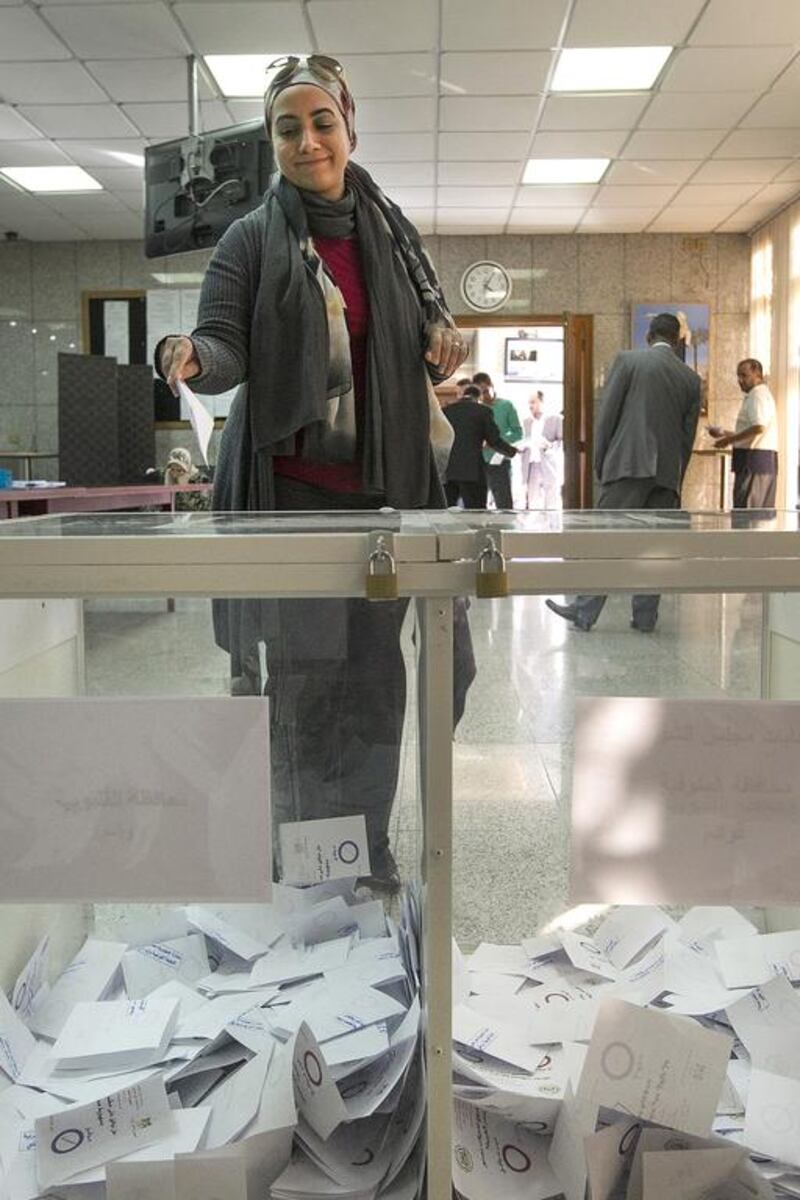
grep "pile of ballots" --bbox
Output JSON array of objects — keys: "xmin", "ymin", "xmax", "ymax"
[
  {"xmin": 0, "ymin": 878, "xmax": 424, "ymax": 1199},
  {"xmin": 452, "ymin": 905, "xmax": 800, "ymax": 1199}
]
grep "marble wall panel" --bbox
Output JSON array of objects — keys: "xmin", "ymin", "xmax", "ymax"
[
  {"xmin": 0, "ymin": 404, "xmax": 36, "ymax": 449},
  {"xmin": 716, "ymin": 234, "xmax": 751, "ymax": 314},
  {"xmin": 592, "ymin": 313, "xmax": 626, "ymax": 391},
  {"xmin": 34, "ymin": 405, "xmax": 59, "ymax": 454},
  {"xmin": 532, "ymin": 235, "xmax": 579, "ymax": 312},
  {"xmin": 32, "ymin": 243, "xmax": 77, "ymax": 321},
  {"xmin": 577, "ymin": 235, "xmax": 625, "ymax": 315},
  {"xmin": 34, "ymin": 323, "xmax": 79, "ymax": 406},
  {"xmin": 623, "ymin": 234, "xmax": 672, "ymax": 304},
  {"xmin": 120, "ymin": 240, "xmax": 157, "ymax": 289},
  {"xmin": 0, "ymin": 242, "xmax": 33, "ymax": 319},
  {"xmin": 0, "ymin": 322, "xmax": 35, "ymax": 407},
  {"xmin": 671, "ymin": 233, "xmax": 718, "ymax": 305},
  {"xmin": 709, "ymin": 311, "xmax": 750, "ymax": 418},
  {"xmin": 77, "ymin": 241, "xmax": 121, "ymax": 293}
]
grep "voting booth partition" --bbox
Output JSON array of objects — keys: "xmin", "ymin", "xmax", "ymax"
[{"xmin": 1, "ymin": 508, "xmax": 800, "ymax": 1198}]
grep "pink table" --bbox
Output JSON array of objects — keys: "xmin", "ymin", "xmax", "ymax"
[{"xmin": 0, "ymin": 483, "xmax": 213, "ymax": 520}]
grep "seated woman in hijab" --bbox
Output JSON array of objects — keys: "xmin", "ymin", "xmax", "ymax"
[{"xmin": 156, "ymin": 55, "xmax": 472, "ymax": 892}]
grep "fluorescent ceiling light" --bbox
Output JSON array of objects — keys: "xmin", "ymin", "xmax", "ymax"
[
  {"xmin": 205, "ymin": 54, "xmax": 289, "ymax": 98},
  {"xmin": 553, "ymin": 46, "xmax": 672, "ymax": 92},
  {"xmin": 524, "ymin": 158, "xmax": 609, "ymax": 185},
  {"xmin": 0, "ymin": 166, "xmax": 102, "ymax": 193}
]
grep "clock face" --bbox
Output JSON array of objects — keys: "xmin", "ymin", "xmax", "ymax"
[{"xmin": 460, "ymin": 260, "xmax": 512, "ymax": 312}]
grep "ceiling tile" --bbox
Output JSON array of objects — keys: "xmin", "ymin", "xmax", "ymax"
[
  {"xmin": 755, "ymin": 181, "xmax": 800, "ymax": 206},
  {"xmin": 715, "ymin": 129, "xmax": 800, "ymax": 157},
  {"xmin": 379, "ymin": 186, "xmax": 433, "ymax": 207},
  {"xmin": 438, "ymin": 161, "xmax": 520, "ymax": 186},
  {"xmin": 772, "ymin": 55, "xmax": 800, "ymax": 92},
  {"xmin": 531, "ymin": 130, "xmax": 627, "ymax": 157},
  {"xmin": 436, "ymin": 206, "xmax": 510, "ymax": 226},
  {"xmin": 439, "ymin": 131, "xmax": 530, "ymax": 160},
  {"xmin": 308, "ymin": 0, "xmax": 437, "ymax": 53},
  {"xmin": 123, "ymin": 100, "xmax": 230, "ymax": 137},
  {"xmin": 516, "ymin": 184, "xmax": 598, "ymax": 207},
  {"xmin": 622, "ymin": 130, "xmax": 725, "ymax": 159},
  {"xmin": 356, "ymin": 161, "xmax": 435, "ymax": 187},
  {"xmin": 0, "ymin": 207, "xmax": 87, "ymax": 239},
  {"xmin": 57, "ymin": 138, "xmax": 147, "ymax": 166},
  {"xmin": 650, "ymin": 206, "xmax": 737, "ymax": 230},
  {"xmin": 175, "ymin": 1, "xmax": 310, "ymax": 55},
  {"xmin": 355, "ymin": 98, "xmax": 435, "ymax": 133},
  {"xmin": 565, "ymin": 0, "xmax": 704, "ymax": 45},
  {"xmin": 43, "ymin": 3, "xmax": 189, "ymax": 58},
  {"xmin": 592, "ymin": 184, "xmax": 677, "ymax": 207},
  {"xmin": 662, "ymin": 47, "xmax": 794, "ymax": 93},
  {"xmin": 441, "ymin": 0, "xmax": 568, "ymax": 51},
  {"xmin": 640, "ymin": 92, "xmax": 758, "ymax": 129},
  {"xmin": 119, "ymin": 190, "xmax": 145, "ymax": 211},
  {"xmin": 605, "ymin": 159, "xmax": 700, "ymax": 185},
  {"xmin": 436, "ymin": 186, "xmax": 516, "ymax": 207},
  {"xmin": 507, "ymin": 207, "xmax": 585, "ymax": 230},
  {"xmin": 351, "ymin": 132, "xmax": 435, "ymax": 161},
  {"xmin": 690, "ymin": 0, "xmax": 800, "ymax": 46},
  {"xmin": 740, "ymin": 92, "xmax": 800, "ymax": 129},
  {"xmin": 0, "ymin": 140, "xmax": 72, "ymax": 166},
  {"xmin": 690, "ymin": 158, "xmax": 791, "ymax": 183},
  {"xmin": 716, "ymin": 212, "xmax": 761, "ymax": 232},
  {"xmin": 0, "ymin": 62, "xmax": 107, "ymax": 105},
  {"xmin": 227, "ymin": 99, "xmax": 264, "ymax": 123},
  {"xmin": 0, "ymin": 8, "xmax": 72, "ymax": 59},
  {"xmin": 776, "ymin": 160, "xmax": 800, "ymax": 182},
  {"xmin": 85, "ymin": 59, "xmax": 216, "ymax": 103},
  {"xmin": 440, "ymin": 96, "xmax": 539, "ymax": 132},
  {"xmin": 19, "ymin": 103, "xmax": 137, "ymax": 138},
  {"xmin": 404, "ymin": 209, "xmax": 434, "ymax": 234},
  {"xmin": 45, "ymin": 191, "xmax": 129, "ymax": 216},
  {"xmin": 675, "ymin": 182, "xmax": 763, "ymax": 206},
  {"xmin": 338, "ymin": 54, "xmax": 436, "ymax": 97},
  {"xmin": 73, "ymin": 211, "xmax": 145, "ymax": 238},
  {"xmin": 439, "ymin": 51, "xmax": 550, "ymax": 96},
  {"xmin": 540, "ymin": 95, "xmax": 649, "ymax": 132},
  {"xmin": 88, "ymin": 165, "xmax": 144, "ymax": 190},
  {"xmin": 579, "ymin": 208, "xmax": 659, "ymax": 230},
  {"xmin": 0, "ymin": 106, "xmax": 43, "ymax": 139}
]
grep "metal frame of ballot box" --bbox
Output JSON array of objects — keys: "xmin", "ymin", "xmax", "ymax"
[{"xmin": 2, "ymin": 506, "xmax": 800, "ymax": 1197}]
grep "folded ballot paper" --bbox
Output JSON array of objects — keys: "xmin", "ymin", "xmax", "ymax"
[{"xmin": 0, "ymin": 817, "xmax": 424, "ymax": 1200}]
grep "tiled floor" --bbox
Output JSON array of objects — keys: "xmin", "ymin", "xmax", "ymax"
[{"xmin": 85, "ymin": 591, "xmax": 764, "ymax": 949}]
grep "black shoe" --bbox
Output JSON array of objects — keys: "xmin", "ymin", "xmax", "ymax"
[
  {"xmin": 631, "ymin": 620, "xmax": 656, "ymax": 633},
  {"xmin": 545, "ymin": 598, "xmax": 593, "ymax": 632},
  {"xmin": 357, "ymin": 845, "xmax": 401, "ymax": 897}
]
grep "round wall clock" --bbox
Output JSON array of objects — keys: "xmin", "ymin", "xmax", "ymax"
[{"xmin": 460, "ymin": 260, "xmax": 512, "ymax": 312}]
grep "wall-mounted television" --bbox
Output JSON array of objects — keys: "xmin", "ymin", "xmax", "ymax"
[{"xmin": 144, "ymin": 119, "xmax": 273, "ymax": 259}]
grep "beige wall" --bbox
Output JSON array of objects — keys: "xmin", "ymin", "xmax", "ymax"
[{"xmin": 0, "ymin": 232, "xmax": 751, "ymax": 504}]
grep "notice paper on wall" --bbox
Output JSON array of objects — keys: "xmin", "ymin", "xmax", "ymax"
[
  {"xmin": 0, "ymin": 696, "xmax": 271, "ymax": 902},
  {"xmin": 570, "ymin": 695, "xmax": 800, "ymax": 904}
]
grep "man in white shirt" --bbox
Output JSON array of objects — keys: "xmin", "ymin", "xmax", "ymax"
[
  {"xmin": 521, "ymin": 392, "xmax": 563, "ymax": 509},
  {"xmin": 710, "ymin": 358, "xmax": 778, "ymax": 508}
]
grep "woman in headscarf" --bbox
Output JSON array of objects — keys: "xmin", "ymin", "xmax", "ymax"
[{"xmin": 157, "ymin": 54, "xmax": 472, "ymax": 891}]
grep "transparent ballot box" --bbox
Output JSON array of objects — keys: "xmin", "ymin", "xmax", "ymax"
[{"xmin": 2, "ymin": 509, "xmax": 800, "ymax": 1199}]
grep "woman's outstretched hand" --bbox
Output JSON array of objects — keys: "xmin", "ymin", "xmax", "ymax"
[{"xmin": 159, "ymin": 335, "xmax": 201, "ymax": 395}]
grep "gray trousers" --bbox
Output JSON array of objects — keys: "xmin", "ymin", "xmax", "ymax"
[{"xmin": 573, "ymin": 478, "xmax": 680, "ymax": 629}]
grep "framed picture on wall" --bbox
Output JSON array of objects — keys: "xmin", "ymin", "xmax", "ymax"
[{"xmin": 631, "ymin": 302, "xmax": 710, "ymax": 414}]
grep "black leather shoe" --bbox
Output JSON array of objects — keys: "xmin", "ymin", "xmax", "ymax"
[
  {"xmin": 630, "ymin": 620, "xmax": 656, "ymax": 633},
  {"xmin": 545, "ymin": 598, "xmax": 593, "ymax": 631},
  {"xmin": 357, "ymin": 845, "xmax": 401, "ymax": 897}
]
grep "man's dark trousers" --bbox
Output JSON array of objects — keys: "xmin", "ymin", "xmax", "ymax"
[
  {"xmin": 445, "ymin": 479, "xmax": 488, "ymax": 508},
  {"xmin": 486, "ymin": 460, "xmax": 513, "ymax": 509},
  {"xmin": 572, "ymin": 478, "xmax": 680, "ymax": 629}
]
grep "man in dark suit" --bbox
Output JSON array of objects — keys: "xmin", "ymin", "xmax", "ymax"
[
  {"xmin": 546, "ymin": 312, "xmax": 701, "ymax": 632},
  {"xmin": 444, "ymin": 384, "xmax": 518, "ymax": 508}
]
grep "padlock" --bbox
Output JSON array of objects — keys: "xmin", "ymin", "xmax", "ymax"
[
  {"xmin": 476, "ymin": 535, "xmax": 509, "ymax": 598},
  {"xmin": 366, "ymin": 535, "xmax": 399, "ymax": 601}
]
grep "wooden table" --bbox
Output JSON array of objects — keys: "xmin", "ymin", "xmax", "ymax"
[{"xmin": 0, "ymin": 483, "xmax": 213, "ymax": 520}]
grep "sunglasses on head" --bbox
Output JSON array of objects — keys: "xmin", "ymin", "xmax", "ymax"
[{"xmin": 266, "ymin": 54, "xmax": 346, "ymax": 86}]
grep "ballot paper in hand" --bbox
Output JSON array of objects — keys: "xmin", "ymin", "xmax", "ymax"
[
  {"xmin": 35, "ymin": 1076, "xmax": 176, "ymax": 1188},
  {"xmin": 279, "ymin": 815, "xmax": 370, "ymax": 884},
  {"xmin": 0, "ymin": 697, "xmax": 271, "ymax": 902},
  {"xmin": 176, "ymin": 380, "xmax": 214, "ymax": 466},
  {"xmin": 576, "ymin": 997, "xmax": 732, "ymax": 1137}
]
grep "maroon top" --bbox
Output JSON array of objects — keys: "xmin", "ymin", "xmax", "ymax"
[{"xmin": 273, "ymin": 234, "xmax": 369, "ymax": 494}]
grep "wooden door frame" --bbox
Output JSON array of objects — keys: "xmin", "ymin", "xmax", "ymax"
[{"xmin": 450, "ymin": 312, "xmax": 594, "ymax": 509}]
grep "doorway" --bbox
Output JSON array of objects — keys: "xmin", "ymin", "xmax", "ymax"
[{"xmin": 445, "ymin": 313, "xmax": 593, "ymax": 509}]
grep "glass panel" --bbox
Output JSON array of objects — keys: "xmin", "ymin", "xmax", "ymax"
[{"xmin": 0, "ymin": 565, "xmax": 426, "ymax": 1194}]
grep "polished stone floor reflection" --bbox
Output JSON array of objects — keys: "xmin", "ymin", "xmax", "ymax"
[{"xmin": 84, "ymin": 592, "xmax": 763, "ymax": 950}]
